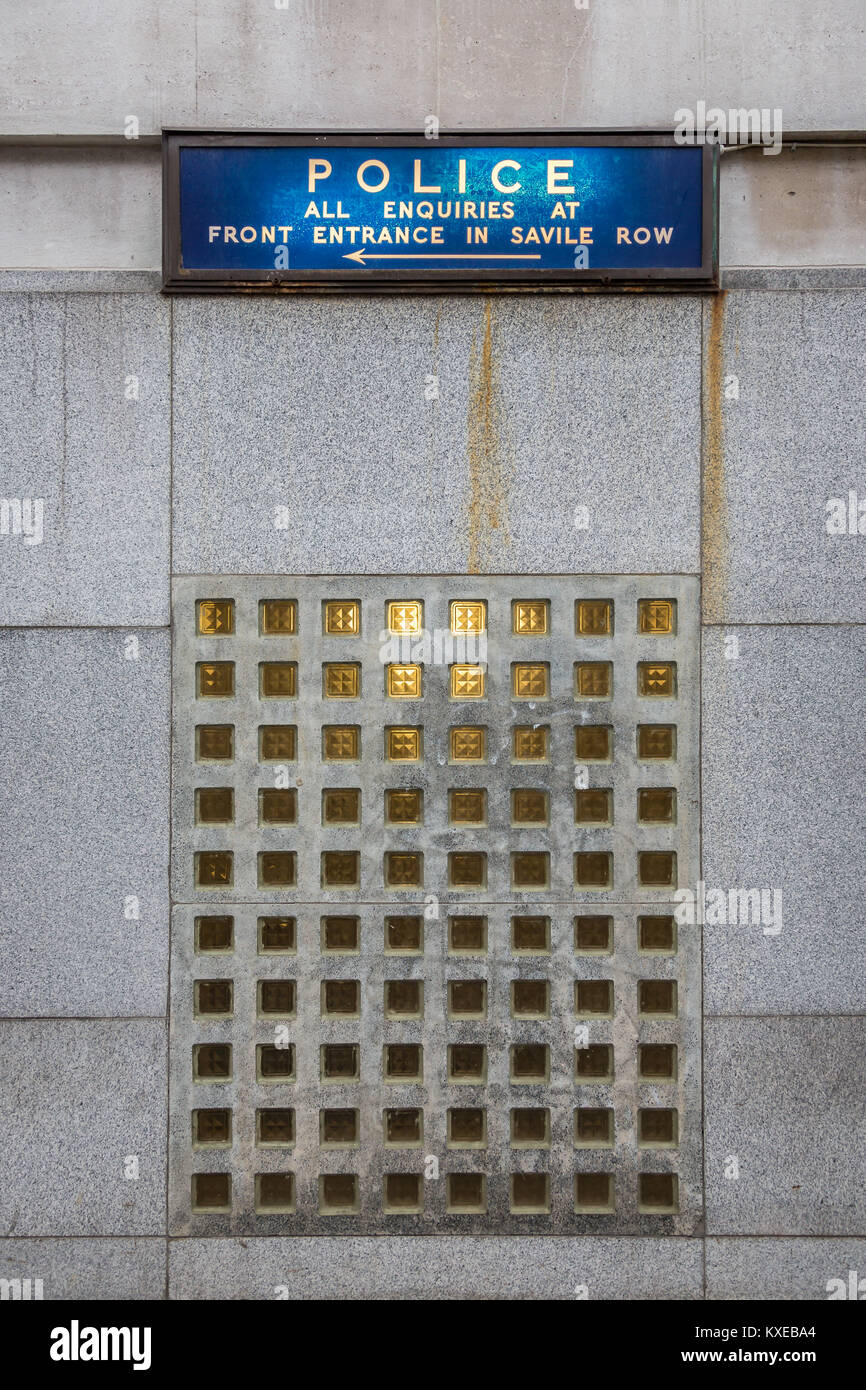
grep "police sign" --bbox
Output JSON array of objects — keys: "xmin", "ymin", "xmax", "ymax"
[{"xmin": 163, "ymin": 132, "xmax": 717, "ymax": 292}]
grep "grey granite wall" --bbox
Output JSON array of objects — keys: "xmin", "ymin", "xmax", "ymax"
[{"xmin": 1, "ymin": 263, "xmax": 862, "ymax": 1298}]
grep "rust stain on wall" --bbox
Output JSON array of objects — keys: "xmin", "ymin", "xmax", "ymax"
[
  {"xmin": 466, "ymin": 300, "xmax": 512, "ymax": 573},
  {"xmin": 703, "ymin": 291, "xmax": 728, "ymax": 618}
]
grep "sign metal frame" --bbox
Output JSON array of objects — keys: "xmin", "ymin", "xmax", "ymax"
[{"xmin": 162, "ymin": 130, "xmax": 719, "ymax": 294}]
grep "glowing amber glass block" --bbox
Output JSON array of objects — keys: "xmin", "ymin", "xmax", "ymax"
[
  {"xmin": 638, "ymin": 787, "xmax": 676, "ymax": 822},
  {"xmin": 196, "ymin": 787, "xmax": 234, "ymax": 823},
  {"xmin": 575, "ymin": 662, "xmax": 612, "ymax": 698},
  {"xmin": 449, "ymin": 789, "xmax": 486, "ymax": 824},
  {"xmin": 512, "ymin": 725, "xmax": 548, "ymax": 761},
  {"xmin": 450, "ymin": 726, "xmax": 485, "ymax": 762},
  {"xmin": 574, "ymin": 851, "xmax": 612, "ymax": 888},
  {"xmin": 385, "ymin": 852, "xmax": 423, "ymax": 888},
  {"xmin": 574, "ymin": 725, "xmax": 611, "ymax": 761},
  {"xmin": 385, "ymin": 789, "xmax": 422, "ymax": 824},
  {"xmin": 387, "ymin": 601, "xmax": 423, "ymax": 634},
  {"xmin": 322, "ymin": 789, "xmax": 360, "ymax": 824},
  {"xmin": 260, "ymin": 662, "xmax": 297, "ymax": 697},
  {"xmin": 260, "ymin": 599, "xmax": 297, "ymax": 635},
  {"xmin": 196, "ymin": 725, "xmax": 234, "ymax": 761},
  {"xmin": 638, "ymin": 598, "xmax": 675, "ymax": 634},
  {"xmin": 321, "ymin": 851, "xmax": 360, "ymax": 887},
  {"xmin": 324, "ymin": 600, "xmax": 360, "ymax": 635},
  {"xmin": 449, "ymin": 851, "xmax": 486, "ymax": 888},
  {"xmin": 512, "ymin": 663, "xmax": 548, "ymax": 698},
  {"xmin": 260, "ymin": 788, "xmax": 297, "ymax": 824},
  {"xmin": 450, "ymin": 600, "xmax": 486, "ymax": 634},
  {"xmin": 512, "ymin": 599, "xmax": 549, "ymax": 635},
  {"xmin": 323, "ymin": 663, "xmax": 360, "ymax": 698},
  {"xmin": 637, "ymin": 662, "xmax": 676, "ymax": 697},
  {"xmin": 197, "ymin": 599, "xmax": 234, "ymax": 636},
  {"xmin": 387, "ymin": 663, "xmax": 422, "ymax": 698},
  {"xmin": 196, "ymin": 662, "xmax": 234, "ymax": 698},
  {"xmin": 259, "ymin": 725, "xmax": 296, "ymax": 760},
  {"xmin": 576, "ymin": 599, "xmax": 613, "ymax": 636},
  {"xmin": 511, "ymin": 789, "xmax": 547, "ymax": 824},
  {"xmin": 322, "ymin": 726, "xmax": 360, "ymax": 760},
  {"xmin": 258, "ymin": 851, "xmax": 296, "ymax": 887},
  {"xmin": 450, "ymin": 663, "xmax": 485, "ymax": 699},
  {"xmin": 196, "ymin": 851, "xmax": 233, "ymax": 887},
  {"xmin": 637, "ymin": 724, "xmax": 675, "ymax": 759},
  {"xmin": 638, "ymin": 850, "xmax": 677, "ymax": 887},
  {"xmin": 385, "ymin": 727, "xmax": 421, "ymax": 761},
  {"xmin": 512, "ymin": 851, "xmax": 549, "ymax": 888},
  {"xmin": 575, "ymin": 788, "xmax": 612, "ymax": 825}
]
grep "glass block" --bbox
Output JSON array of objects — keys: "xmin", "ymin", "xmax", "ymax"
[
  {"xmin": 512, "ymin": 600, "xmax": 549, "ymax": 635},
  {"xmin": 386, "ymin": 727, "xmax": 421, "ymax": 761},
  {"xmin": 512, "ymin": 662, "xmax": 549, "ymax": 699},
  {"xmin": 450, "ymin": 600, "xmax": 486, "ymax": 634},
  {"xmin": 323, "ymin": 663, "xmax": 360, "ymax": 698},
  {"xmin": 575, "ymin": 661, "xmax": 612, "ymax": 698},
  {"xmin": 197, "ymin": 599, "xmax": 234, "ymax": 636},
  {"xmin": 637, "ymin": 662, "xmax": 677, "ymax": 697},
  {"xmin": 576, "ymin": 599, "xmax": 613, "ymax": 636},
  {"xmin": 196, "ymin": 662, "xmax": 234, "ymax": 698},
  {"xmin": 450, "ymin": 726, "xmax": 486, "ymax": 762},
  {"xmin": 638, "ymin": 599, "xmax": 675, "ymax": 635},
  {"xmin": 322, "ymin": 726, "xmax": 360, "ymax": 761},
  {"xmin": 259, "ymin": 662, "xmax": 297, "ymax": 698},
  {"xmin": 260, "ymin": 599, "xmax": 297, "ymax": 635},
  {"xmin": 387, "ymin": 601, "xmax": 423, "ymax": 634},
  {"xmin": 323, "ymin": 601, "xmax": 360, "ymax": 636},
  {"xmin": 512, "ymin": 725, "xmax": 548, "ymax": 761},
  {"xmin": 449, "ymin": 788, "xmax": 486, "ymax": 825},
  {"xmin": 387, "ymin": 664, "xmax": 422, "ymax": 698},
  {"xmin": 450, "ymin": 663, "xmax": 485, "ymax": 699}
]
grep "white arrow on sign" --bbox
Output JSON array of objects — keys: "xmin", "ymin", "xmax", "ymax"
[{"xmin": 343, "ymin": 248, "xmax": 542, "ymax": 264}]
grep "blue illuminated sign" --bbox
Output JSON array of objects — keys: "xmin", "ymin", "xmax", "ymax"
[{"xmin": 164, "ymin": 134, "xmax": 717, "ymax": 291}]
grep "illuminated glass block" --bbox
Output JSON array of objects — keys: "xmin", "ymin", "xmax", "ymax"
[
  {"xmin": 512, "ymin": 663, "xmax": 549, "ymax": 698},
  {"xmin": 449, "ymin": 789, "xmax": 486, "ymax": 824},
  {"xmin": 323, "ymin": 663, "xmax": 360, "ymax": 698},
  {"xmin": 638, "ymin": 787, "xmax": 676, "ymax": 822},
  {"xmin": 384, "ymin": 852, "xmax": 423, "ymax": 888},
  {"xmin": 259, "ymin": 788, "xmax": 297, "ymax": 824},
  {"xmin": 324, "ymin": 600, "xmax": 360, "ymax": 635},
  {"xmin": 450, "ymin": 600, "xmax": 486, "ymax": 634},
  {"xmin": 260, "ymin": 599, "xmax": 297, "ymax": 635},
  {"xmin": 512, "ymin": 725, "xmax": 548, "ymax": 761},
  {"xmin": 575, "ymin": 662, "xmax": 612, "ymax": 698},
  {"xmin": 259, "ymin": 725, "xmax": 296, "ymax": 761},
  {"xmin": 258, "ymin": 851, "xmax": 296, "ymax": 887},
  {"xmin": 450, "ymin": 726, "xmax": 485, "ymax": 762},
  {"xmin": 576, "ymin": 600, "xmax": 613, "ymax": 636},
  {"xmin": 638, "ymin": 851, "xmax": 677, "ymax": 887},
  {"xmin": 322, "ymin": 726, "xmax": 360, "ymax": 760},
  {"xmin": 387, "ymin": 664, "xmax": 422, "ymax": 698},
  {"xmin": 196, "ymin": 725, "xmax": 234, "ymax": 761},
  {"xmin": 638, "ymin": 598, "xmax": 675, "ymax": 635},
  {"xmin": 321, "ymin": 851, "xmax": 360, "ymax": 888},
  {"xmin": 197, "ymin": 599, "xmax": 234, "ymax": 636},
  {"xmin": 511, "ymin": 789, "xmax": 548, "ymax": 824},
  {"xmin": 387, "ymin": 601, "xmax": 423, "ymax": 634},
  {"xmin": 260, "ymin": 662, "xmax": 297, "ymax": 697},
  {"xmin": 196, "ymin": 662, "xmax": 234, "ymax": 698},
  {"xmin": 575, "ymin": 788, "xmax": 612, "ymax": 824},
  {"xmin": 449, "ymin": 852, "xmax": 486, "ymax": 889},
  {"xmin": 637, "ymin": 662, "xmax": 676, "ymax": 697},
  {"xmin": 638, "ymin": 724, "xmax": 675, "ymax": 759},
  {"xmin": 322, "ymin": 788, "xmax": 361, "ymax": 824},
  {"xmin": 196, "ymin": 851, "xmax": 233, "ymax": 887},
  {"xmin": 450, "ymin": 663, "xmax": 485, "ymax": 699},
  {"xmin": 385, "ymin": 726, "xmax": 421, "ymax": 761},
  {"xmin": 575, "ymin": 725, "xmax": 611, "ymax": 761},
  {"xmin": 196, "ymin": 787, "xmax": 234, "ymax": 824},
  {"xmin": 385, "ymin": 789, "xmax": 423, "ymax": 824},
  {"xmin": 511, "ymin": 851, "xmax": 549, "ymax": 889},
  {"xmin": 512, "ymin": 600, "xmax": 549, "ymax": 635},
  {"xmin": 575, "ymin": 851, "xmax": 612, "ymax": 888}
]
